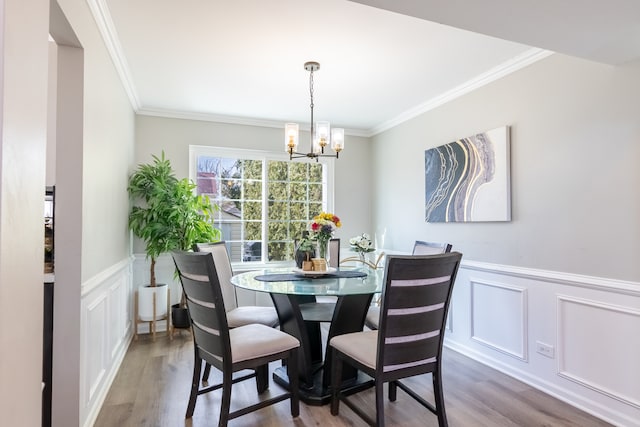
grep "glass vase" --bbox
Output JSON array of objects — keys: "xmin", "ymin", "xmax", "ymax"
[{"xmin": 317, "ymin": 238, "xmax": 330, "ymax": 265}]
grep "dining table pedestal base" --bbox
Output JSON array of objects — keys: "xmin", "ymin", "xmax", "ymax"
[{"xmin": 272, "ymin": 365, "xmax": 374, "ymax": 406}]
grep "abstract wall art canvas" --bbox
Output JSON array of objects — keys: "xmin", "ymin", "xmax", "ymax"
[{"xmin": 425, "ymin": 126, "xmax": 511, "ymax": 222}]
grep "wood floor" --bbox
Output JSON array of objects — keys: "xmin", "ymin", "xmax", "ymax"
[{"xmin": 95, "ymin": 332, "xmax": 611, "ymax": 427}]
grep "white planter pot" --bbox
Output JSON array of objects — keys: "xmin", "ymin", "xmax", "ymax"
[{"xmin": 138, "ymin": 284, "xmax": 169, "ymax": 321}]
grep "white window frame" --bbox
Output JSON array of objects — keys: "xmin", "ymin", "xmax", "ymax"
[{"xmin": 189, "ymin": 145, "xmax": 335, "ymax": 268}]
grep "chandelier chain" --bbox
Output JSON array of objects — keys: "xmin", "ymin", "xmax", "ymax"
[{"xmin": 309, "ymin": 69, "xmax": 315, "ymax": 133}]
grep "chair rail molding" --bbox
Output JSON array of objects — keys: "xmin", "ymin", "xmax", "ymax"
[{"xmin": 461, "ymin": 259, "xmax": 640, "ymax": 296}]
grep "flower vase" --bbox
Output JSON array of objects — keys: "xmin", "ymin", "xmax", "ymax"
[
  {"xmin": 358, "ymin": 251, "xmax": 366, "ymax": 265},
  {"xmin": 317, "ymin": 239, "xmax": 330, "ymax": 265}
]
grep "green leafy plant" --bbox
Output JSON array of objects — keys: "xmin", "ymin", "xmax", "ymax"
[{"xmin": 128, "ymin": 152, "xmax": 221, "ymax": 287}]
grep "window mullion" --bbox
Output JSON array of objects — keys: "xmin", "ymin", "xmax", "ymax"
[{"xmin": 261, "ymin": 158, "xmax": 268, "ymax": 263}]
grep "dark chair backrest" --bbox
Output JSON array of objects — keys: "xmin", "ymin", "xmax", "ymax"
[
  {"xmin": 194, "ymin": 241, "xmax": 238, "ymax": 310},
  {"xmin": 412, "ymin": 240, "xmax": 452, "ymax": 255},
  {"xmin": 172, "ymin": 251, "xmax": 231, "ymax": 371},
  {"xmin": 377, "ymin": 253, "xmax": 462, "ymax": 379},
  {"xmin": 329, "ymin": 238, "xmax": 340, "ymax": 268}
]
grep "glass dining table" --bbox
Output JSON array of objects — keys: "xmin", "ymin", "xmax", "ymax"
[{"xmin": 231, "ymin": 265, "xmax": 385, "ymax": 405}]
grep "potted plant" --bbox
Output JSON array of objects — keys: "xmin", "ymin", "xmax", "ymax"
[
  {"xmin": 128, "ymin": 152, "xmax": 220, "ymax": 327},
  {"xmin": 295, "ymin": 234, "xmax": 316, "ymax": 269}
]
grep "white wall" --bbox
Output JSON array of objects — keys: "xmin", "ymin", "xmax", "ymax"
[
  {"xmin": 0, "ymin": 1, "xmax": 49, "ymax": 426},
  {"xmin": 372, "ymin": 54, "xmax": 639, "ymax": 281},
  {"xmin": 372, "ymin": 54, "xmax": 640, "ymax": 426}
]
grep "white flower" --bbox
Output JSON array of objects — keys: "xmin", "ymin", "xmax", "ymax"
[{"xmin": 350, "ymin": 233, "xmax": 374, "ymax": 252}]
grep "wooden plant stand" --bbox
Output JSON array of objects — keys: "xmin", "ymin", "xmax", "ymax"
[{"xmin": 134, "ymin": 288, "xmax": 172, "ymax": 341}]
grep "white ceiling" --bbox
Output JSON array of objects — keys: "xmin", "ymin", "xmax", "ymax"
[{"xmin": 97, "ymin": 0, "xmax": 640, "ymax": 136}]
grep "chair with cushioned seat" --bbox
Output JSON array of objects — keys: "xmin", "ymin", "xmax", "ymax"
[
  {"xmin": 194, "ymin": 241, "xmax": 279, "ymax": 382},
  {"xmin": 172, "ymin": 251, "xmax": 300, "ymax": 427},
  {"xmin": 194, "ymin": 241, "xmax": 279, "ymax": 328},
  {"xmin": 330, "ymin": 252, "xmax": 462, "ymax": 427},
  {"xmin": 364, "ymin": 241, "xmax": 452, "ymax": 330}
]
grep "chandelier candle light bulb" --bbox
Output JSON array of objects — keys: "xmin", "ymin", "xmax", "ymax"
[{"xmin": 285, "ymin": 123, "xmax": 299, "ymax": 151}]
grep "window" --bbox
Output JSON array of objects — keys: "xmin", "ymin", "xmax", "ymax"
[{"xmin": 190, "ymin": 146, "xmax": 334, "ymax": 264}]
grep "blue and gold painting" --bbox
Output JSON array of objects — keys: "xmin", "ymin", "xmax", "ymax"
[{"xmin": 425, "ymin": 126, "xmax": 511, "ymax": 222}]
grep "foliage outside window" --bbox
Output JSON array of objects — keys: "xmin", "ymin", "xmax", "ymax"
[{"xmin": 190, "ymin": 146, "xmax": 333, "ymax": 263}]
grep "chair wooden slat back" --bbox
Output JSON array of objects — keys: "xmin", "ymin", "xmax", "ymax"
[
  {"xmin": 173, "ymin": 251, "xmax": 230, "ymax": 370},
  {"xmin": 194, "ymin": 241, "xmax": 238, "ymax": 310},
  {"xmin": 329, "ymin": 238, "xmax": 340, "ymax": 268},
  {"xmin": 377, "ymin": 253, "xmax": 462, "ymax": 378},
  {"xmin": 412, "ymin": 241, "xmax": 453, "ymax": 255}
]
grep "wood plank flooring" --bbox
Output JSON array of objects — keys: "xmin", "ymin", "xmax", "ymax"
[{"xmin": 94, "ymin": 332, "xmax": 611, "ymax": 426}]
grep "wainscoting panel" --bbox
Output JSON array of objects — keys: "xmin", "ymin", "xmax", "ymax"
[
  {"xmin": 558, "ymin": 296, "xmax": 640, "ymax": 409},
  {"xmin": 470, "ymin": 279, "xmax": 528, "ymax": 360},
  {"xmin": 80, "ymin": 259, "xmax": 131, "ymax": 427},
  {"xmin": 109, "ymin": 277, "xmax": 128, "ymax": 360},
  {"xmin": 446, "ymin": 260, "xmax": 640, "ymax": 427},
  {"xmin": 85, "ymin": 293, "xmax": 107, "ymax": 401}
]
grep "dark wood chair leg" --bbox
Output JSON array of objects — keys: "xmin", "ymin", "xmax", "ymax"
[
  {"xmin": 289, "ymin": 348, "xmax": 300, "ymax": 417},
  {"xmin": 255, "ymin": 364, "xmax": 269, "ymax": 394},
  {"xmin": 376, "ymin": 380, "xmax": 385, "ymax": 427},
  {"xmin": 202, "ymin": 362, "xmax": 211, "ymax": 383},
  {"xmin": 330, "ymin": 350, "xmax": 343, "ymax": 415},
  {"xmin": 186, "ymin": 354, "xmax": 203, "ymax": 418},
  {"xmin": 388, "ymin": 380, "xmax": 397, "ymax": 402},
  {"xmin": 433, "ymin": 368, "xmax": 448, "ymax": 427},
  {"xmin": 219, "ymin": 369, "xmax": 233, "ymax": 427}
]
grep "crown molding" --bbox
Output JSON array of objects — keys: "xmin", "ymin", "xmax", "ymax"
[
  {"xmin": 369, "ymin": 48, "xmax": 554, "ymax": 136},
  {"xmin": 86, "ymin": 0, "xmax": 141, "ymax": 110},
  {"xmin": 136, "ymin": 107, "xmax": 371, "ymax": 138},
  {"xmin": 89, "ymin": 0, "xmax": 550, "ymax": 139}
]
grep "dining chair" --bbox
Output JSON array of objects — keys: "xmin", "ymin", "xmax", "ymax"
[
  {"xmin": 329, "ymin": 252, "xmax": 462, "ymax": 427},
  {"xmin": 172, "ymin": 251, "xmax": 300, "ymax": 427},
  {"xmin": 365, "ymin": 241, "xmax": 452, "ymax": 330},
  {"xmin": 194, "ymin": 241, "xmax": 280, "ymax": 382},
  {"xmin": 194, "ymin": 241, "xmax": 279, "ymax": 328}
]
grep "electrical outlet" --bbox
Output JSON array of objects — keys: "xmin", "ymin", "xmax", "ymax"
[{"xmin": 536, "ymin": 341, "xmax": 555, "ymax": 358}]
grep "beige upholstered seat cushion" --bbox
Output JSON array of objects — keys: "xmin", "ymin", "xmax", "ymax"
[
  {"xmin": 365, "ymin": 306, "xmax": 380, "ymax": 330},
  {"xmin": 230, "ymin": 324, "xmax": 299, "ymax": 363},
  {"xmin": 330, "ymin": 330, "xmax": 378, "ymax": 370},
  {"xmin": 227, "ymin": 306, "xmax": 279, "ymax": 328}
]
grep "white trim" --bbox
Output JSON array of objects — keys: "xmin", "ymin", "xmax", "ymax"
[
  {"xmin": 369, "ymin": 48, "xmax": 553, "ymax": 136},
  {"xmin": 81, "ymin": 258, "xmax": 130, "ymax": 296},
  {"xmin": 139, "ymin": 107, "xmax": 372, "ymax": 138},
  {"xmin": 461, "ymin": 259, "xmax": 640, "ymax": 296},
  {"xmin": 86, "ymin": 0, "xmax": 140, "ymax": 110},
  {"xmin": 126, "ymin": 49, "xmax": 550, "ymax": 138}
]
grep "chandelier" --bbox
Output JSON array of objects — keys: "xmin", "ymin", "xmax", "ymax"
[{"xmin": 285, "ymin": 61, "xmax": 345, "ymax": 161}]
